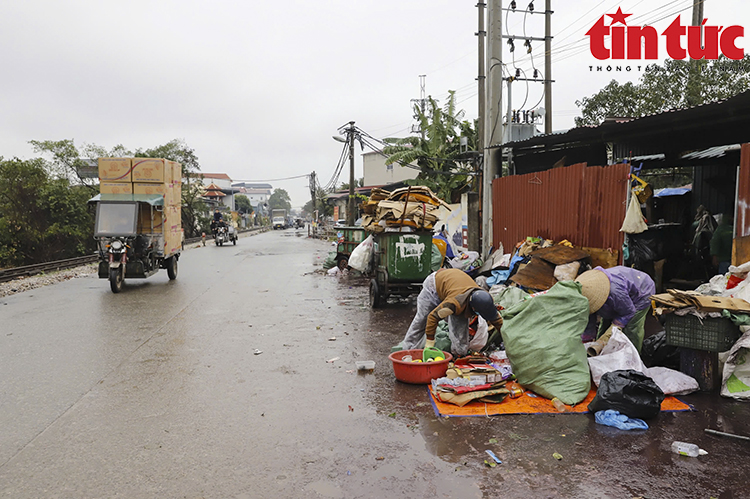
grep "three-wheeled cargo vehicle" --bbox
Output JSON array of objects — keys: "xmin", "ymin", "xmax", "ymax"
[{"xmin": 89, "ymin": 193, "xmax": 180, "ymax": 293}]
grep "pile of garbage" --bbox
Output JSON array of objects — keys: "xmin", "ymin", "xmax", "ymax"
[{"xmin": 361, "ymin": 186, "xmax": 450, "ymax": 232}]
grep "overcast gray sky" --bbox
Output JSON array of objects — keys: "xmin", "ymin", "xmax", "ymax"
[{"xmin": 1, "ymin": 0, "xmax": 747, "ymax": 207}]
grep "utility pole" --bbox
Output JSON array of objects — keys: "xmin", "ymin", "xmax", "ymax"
[
  {"xmin": 544, "ymin": 0, "xmax": 552, "ymax": 134},
  {"xmin": 309, "ymin": 170, "xmax": 316, "ymax": 217},
  {"xmin": 469, "ymin": 1, "xmax": 486, "ymax": 253},
  {"xmin": 484, "ymin": 0, "xmax": 503, "ymax": 257},
  {"xmin": 347, "ymin": 121, "xmax": 356, "ymax": 226},
  {"xmin": 687, "ymin": 0, "xmax": 705, "ymax": 106}
]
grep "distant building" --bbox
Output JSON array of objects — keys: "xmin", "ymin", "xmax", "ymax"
[
  {"xmin": 362, "ymin": 151, "xmax": 418, "ymax": 187},
  {"xmin": 197, "ymin": 173, "xmax": 241, "ymax": 210},
  {"xmin": 232, "ymin": 182, "xmax": 272, "ymax": 211}
]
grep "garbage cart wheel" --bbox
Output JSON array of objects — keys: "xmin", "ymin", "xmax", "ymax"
[
  {"xmin": 233, "ymin": 237, "xmax": 237, "ymax": 245},
  {"xmin": 167, "ymin": 256, "xmax": 178, "ymax": 280},
  {"xmin": 370, "ymin": 279, "xmax": 382, "ymax": 308},
  {"xmin": 109, "ymin": 267, "xmax": 123, "ymax": 293},
  {"xmin": 337, "ymin": 257, "xmax": 348, "ymax": 271}
]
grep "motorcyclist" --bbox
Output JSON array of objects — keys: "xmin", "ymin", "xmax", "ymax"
[{"xmin": 211, "ymin": 209, "xmax": 224, "ymax": 236}]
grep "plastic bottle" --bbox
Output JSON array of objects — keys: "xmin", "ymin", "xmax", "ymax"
[
  {"xmin": 671, "ymin": 441, "xmax": 708, "ymax": 457},
  {"xmin": 551, "ymin": 397, "xmax": 566, "ymax": 412}
]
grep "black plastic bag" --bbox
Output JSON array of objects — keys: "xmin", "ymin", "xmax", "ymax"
[
  {"xmin": 588, "ymin": 370, "xmax": 665, "ymax": 420},
  {"xmin": 641, "ymin": 331, "xmax": 680, "ymax": 370}
]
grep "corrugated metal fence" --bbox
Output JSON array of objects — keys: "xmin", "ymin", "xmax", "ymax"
[{"xmin": 491, "ymin": 162, "xmax": 630, "ymax": 254}]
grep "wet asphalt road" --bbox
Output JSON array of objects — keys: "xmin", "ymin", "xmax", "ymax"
[{"xmin": 1, "ymin": 228, "xmax": 750, "ymax": 498}]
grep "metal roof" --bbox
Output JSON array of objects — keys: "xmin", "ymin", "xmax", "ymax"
[
  {"xmin": 681, "ymin": 144, "xmax": 741, "ymax": 160},
  {"xmin": 502, "ymin": 91, "xmax": 750, "ymax": 150},
  {"xmin": 88, "ymin": 194, "xmax": 164, "ymax": 206}
]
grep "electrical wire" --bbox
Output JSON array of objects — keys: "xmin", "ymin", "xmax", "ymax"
[{"xmin": 234, "ymin": 173, "xmax": 310, "ymax": 183}]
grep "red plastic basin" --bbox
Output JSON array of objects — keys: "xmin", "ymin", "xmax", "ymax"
[{"xmin": 389, "ymin": 349, "xmax": 453, "ymax": 384}]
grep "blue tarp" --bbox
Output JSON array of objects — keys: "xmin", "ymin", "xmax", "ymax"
[{"xmin": 654, "ymin": 187, "xmax": 691, "ymax": 198}]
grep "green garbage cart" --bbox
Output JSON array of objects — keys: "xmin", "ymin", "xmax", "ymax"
[
  {"xmin": 335, "ymin": 226, "xmax": 366, "ymax": 270},
  {"xmin": 369, "ymin": 231, "xmax": 433, "ymax": 308}
]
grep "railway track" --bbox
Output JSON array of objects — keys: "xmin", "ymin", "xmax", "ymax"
[
  {"xmin": 0, "ymin": 226, "xmax": 272, "ymax": 283},
  {"xmin": 0, "ymin": 254, "xmax": 99, "ymax": 283}
]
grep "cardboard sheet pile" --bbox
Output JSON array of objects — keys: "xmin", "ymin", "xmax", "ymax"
[
  {"xmin": 651, "ymin": 289, "xmax": 750, "ymax": 314},
  {"xmin": 361, "ymin": 186, "xmax": 450, "ymax": 232}
]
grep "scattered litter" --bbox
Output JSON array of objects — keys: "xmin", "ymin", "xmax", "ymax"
[
  {"xmin": 553, "ymin": 453, "xmax": 563, "ymax": 460},
  {"xmin": 348, "ymin": 405, "xmax": 354, "ymax": 412},
  {"xmin": 347, "ymin": 471, "xmax": 351, "ymax": 476},
  {"xmin": 326, "ymin": 357, "xmax": 340, "ymax": 363},
  {"xmin": 253, "ymin": 349, "xmax": 263, "ymax": 355},
  {"xmin": 329, "ymin": 337, "xmax": 337, "ymax": 341},
  {"xmin": 484, "ymin": 459, "xmax": 497, "ymax": 468},
  {"xmin": 485, "ymin": 450, "xmax": 502, "ymax": 464},
  {"xmin": 488, "ymin": 438, "xmax": 498, "ymax": 444},
  {"xmin": 595, "ymin": 410, "xmax": 649, "ymax": 430},
  {"xmin": 356, "ymin": 360, "xmax": 375, "ymax": 371},
  {"xmin": 316, "ymin": 326, "xmax": 321, "ymax": 330},
  {"xmin": 346, "ymin": 370, "xmax": 354, "ymax": 374},
  {"xmin": 375, "ymin": 457, "xmax": 385, "ymax": 461},
  {"xmin": 388, "ymin": 412, "xmax": 396, "ymax": 418},
  {"xmin": 705, "ymin": 428, "xmax": 750, "ymax": 441}
]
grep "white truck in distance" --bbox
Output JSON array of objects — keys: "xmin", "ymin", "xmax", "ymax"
[{"xmin": 272, "ymin": 209, "xmax": 287, "ymax": 229}]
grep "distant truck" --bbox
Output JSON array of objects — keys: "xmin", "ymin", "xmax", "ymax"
[{"xmin": 272, "ymin": 209, "xmax": 287, "ymax": 230}]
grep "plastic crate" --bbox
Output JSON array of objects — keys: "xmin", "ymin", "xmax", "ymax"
[{"xmin": 665, "ymin": 314, "xmax": 741, "ymax": 352}]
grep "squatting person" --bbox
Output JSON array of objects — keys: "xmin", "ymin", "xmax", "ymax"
[{"xmin": 401, "ymin": 268, "xmax": 504, "ymax": 357}]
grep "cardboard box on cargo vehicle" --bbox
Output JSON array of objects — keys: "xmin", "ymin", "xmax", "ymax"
[
  {"xmin": 98, "ymin": 158, "xmax": 133, "ymax": 182},
  {"xmin": 132, "ymin": 158, "xmax": 167, "ymax": 183},
  {"xmin": 100, "ymin": 181, "xmax": 133, "ymax": 195}
]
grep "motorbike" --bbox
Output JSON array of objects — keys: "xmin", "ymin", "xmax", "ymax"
[
  {"xmin": 214, "ymin": 224, "xmax": 237, "ymax": 246},
  {"xmin": 215, "ymin": 225, "xmax": 228, "ymax": 246}
]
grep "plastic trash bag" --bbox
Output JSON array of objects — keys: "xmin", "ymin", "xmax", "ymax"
[
  {"xmin": 348, "ymin": 235, "xmax": 373, "ymax": 272},
  {"xmin": 554, "ymin": 261, "xmax": 581, "ymax": 282},
  {"xmin": 588, "ymin": 328, "xmax": 648, "ymax": 387},
  {"xmin": 721, "ymin": 330, "xmax": 750, "ymax": 400},
  {"xmin": 588, "ymin": 329, "xmax": 698, "ymax": 395},
  {"xmin": 620, "ymin": 194, "xmax": 648, "ymax": 234},
  {"xmin": 587, "ymin": 369, "xmax": 665, "ymax": 420},
  {"xmin": 594, "ymin": 409, "xmax": 649, "ymax": 430},
  {"xmin": 469, "ymin": 316, "xmax": 488, "ymax": 352},
  {"xmin": 641, "ymin": 331, "xmax": 680, "ymax": 370}
]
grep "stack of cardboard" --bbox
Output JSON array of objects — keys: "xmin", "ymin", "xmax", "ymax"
[
  {"xmin": 98, "ymin": 158, "xmax": 182, "ymax": 256},
  {"xmin": 652, "ymin": 290, "xmax": 750, "ymax": 314},
  {"xmin": 361, "ymin": 185, "xmax": 449, "ymax": 232}
]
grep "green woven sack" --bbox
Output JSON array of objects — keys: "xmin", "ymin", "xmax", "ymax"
[{"xmin": 500, "ymin": 280, "xmax": 591, "ymax": 405}]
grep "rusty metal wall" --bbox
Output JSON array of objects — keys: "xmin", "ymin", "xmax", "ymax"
[{"xmin": 492, "ymin": 163, "xmax": 630, "ymax": 255}]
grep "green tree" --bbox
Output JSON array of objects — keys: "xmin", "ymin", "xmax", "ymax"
[
  {"xmin": 0, "ymin": 157, "xmax": 94, "ymax": 267},
  {"xmin": 338, "ymin": 177, "xmax": 364, "ymax": 191},
  {"xmin": 29, "ymin": 139, "xmax": 132, "ymax": 192},
  {"xmin": 575, "ymin": 55, "xmax": 750, "ymax": 127},
  {"xmin": 383, "ymin": 90, "xmax": 477, "ymax": 203},
  {"xmin": 267, "ymin": 188, "xmax": 292, "ymax": 212},
  {"xmin": 235, "ymin": 194, "xmax": 253, "ymax": 214}
]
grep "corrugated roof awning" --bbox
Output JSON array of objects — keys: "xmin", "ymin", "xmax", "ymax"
[{"xmin": 88, "ymin": 193, "xmax": 164, "ymax": 205}]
